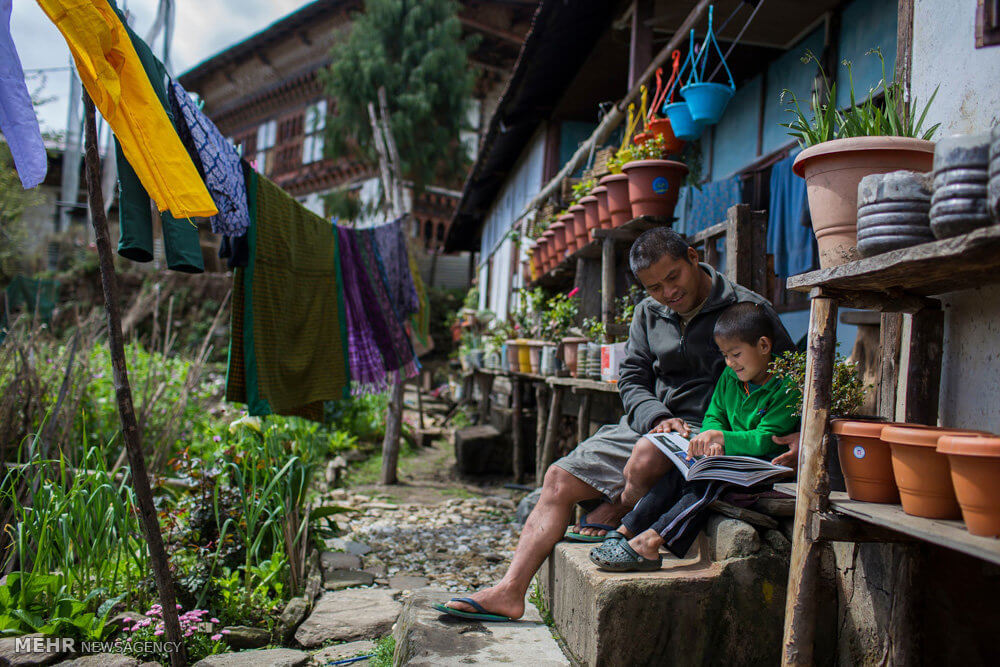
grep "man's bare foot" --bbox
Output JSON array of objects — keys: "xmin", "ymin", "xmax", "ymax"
[
  {"xmin": 573, "ymin": 501, "xmax": 629, "ymax": 537},
  {"xmin": 629, "ymin": 529, "xmax": 664, "ymax": 560},
  {"xmin": 443, "ymin": 583, "xmax": 525, "ymax": 620}
]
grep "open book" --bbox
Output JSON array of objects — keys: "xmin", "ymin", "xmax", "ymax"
[{"xmin": 645, "ymin": 431, "xmax": 793, "ymax": 487}]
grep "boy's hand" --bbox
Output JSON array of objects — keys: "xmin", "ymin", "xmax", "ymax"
[
  {"xmin": 650, "ymin": 417, "xmax": 691, "ymax": 437},
  {"xmin": 687, "ymin": 430, "xmax": 724, "ymax": 458}
]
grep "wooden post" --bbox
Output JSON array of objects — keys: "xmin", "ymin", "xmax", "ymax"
[
  {"xmin": 511, "ymin": 378, "xmax": 525, "ymax": 484},
  {"xmin": 724, "ymin": 204, "xmax": 752, "ymax": 289},
  {"xmin": 577, "ymin": 392, "xmax": 593, "ymax": 443},
  {"xmin": 534, "ymin": 383, "xmax": 550, "ymax": 482},
  {"xmin": 475, "ymin": 371, "xmax": 494, "ymax": 424},
  {"xmin": 601, "ymin": 236, "xmax": 616, "ymax": 335},
  {"xmin": 782, "ymin": 292, "xmax": 838, "ymax": 667},
  {"xmin": 82, "ymin": 94, "xmax": 187, "ymax": 666},
  {"xmin": 628, "ymin": 0, "xmax": 654, "ymax": 89},
  {"xmin": 538, "ymin": 385, "xmax": 565, "ymax": 481},
  {"xmin": 380, "ymin": 375, "xmax": 404, "ymax": 484},
  {"xmin": 749, "ymin": 210, "xmax": 768, "ymax": 295},
  {"xmin": 902, "ymin": 306, "xmax": 943, "ymax": 425},
  {"xmin": 878, "ymin": 313, "xmax": 904, "ymax": 419}
]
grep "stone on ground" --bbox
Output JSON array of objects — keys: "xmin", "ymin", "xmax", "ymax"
[
  {"xmin": 294, "ymin": 589, "xmax": 402, "ymax": 648},
  {"xmin": 275, "ymin": 596, "xmax": 311, "ymax": 644},
  {"xmin": 325, "ymin": 538, "xmax": 371, "ymax": 556},
  {"xmin": 392, "ymin": 589, "xmax": 568, "ymax": 666},
  {"xmin": 221, "ymin": 625, "xmax": 270, "ymax": 650},
  {"xmin": 54, "ymin": 655, "xmax": 138, "ymax": 667},
  {"xmin": 0, "ymin": 634, "xmax": 67, "ymax": 666},
  {"xmin": 453, "ymin": 425, "xmax": 510, "ymax": 475},
  {"xmin": 515, "ymin": 488, "xmax": 542, "ymax": 525},
  {"xmin": 323, "ymin": 569, "xmax": 376, "ymax": 591},
  {"xmin": 191, "ymin": 648, "xmax": 309, "ymax": 667},
  {"xmin": 707, "ymin": 516, "xmax": 761, "ymax": 560},
  {"xmin": 321, "ymin": 551, "xmax": 362, "ymax": 571},
  {"xmin": 310, "ymin": 640, "xmax": 375, "ymax": 664},
  {"xmin": 388, "ymin": 574, "xmax": 430, "ymax": 590}
]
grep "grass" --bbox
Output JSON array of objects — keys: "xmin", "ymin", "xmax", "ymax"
[
  {"xmin": 530, "ymin": 579, "xmax": 554, "ymax": 627},
  {"xmin": 370, "ymin": 634, "xmax": 396, "ymax": 667}
]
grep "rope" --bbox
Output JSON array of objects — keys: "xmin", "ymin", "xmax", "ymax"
[{"xmin": 708, "ymin": 0, "xmax": 768, "ymax": 82}]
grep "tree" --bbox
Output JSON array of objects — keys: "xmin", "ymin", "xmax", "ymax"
[
  {"xmin": 0, "ymin": 144, "xmax": 43, "ymax": 282},
  {"xmin": 321, "ymin": 0, "xmax": 479, "ymax": 196}
]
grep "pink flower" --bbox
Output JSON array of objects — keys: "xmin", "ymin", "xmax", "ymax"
[
  {"xmin": 221, "ymin": 629, "xmax": 230, "ymax": 634},
  {"xmin": 154, "ymin": 630, "xmax": 164, "ymax": 636},
  {"xmin": 212, "ymin": 435, "xmax": 222, "ymax": 442},
  {"xmin": 210, "ymin": 618, "xmax": 220, "ymax": 624},
  {"xmin": 568, "ymin": 287, "xmax": 579, "ymax": 297},
  {"xmin": 211, "ymin": 634, "xmax": 223, "ymax": 641}
]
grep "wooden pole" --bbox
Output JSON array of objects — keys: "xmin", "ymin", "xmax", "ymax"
[
  {"xmin": 782, "ymin": 292, "xmax": 838, "ymax": 666},
  {"xmin": 538, "ymin": 385, "xmax": 565, "ymax": 480},
  {"xmin": 82, "ymin": 93, "xmax": 187, "ymax": 666},
  {"xmin": 511, "ymin": 377, "xmax": 524, "ymax": 484},
  {"xmin": 601, "ymin": 236, "xmax": 615, "ymax": 336},
  {"xmin": 380, "ymin": 377, "xmax": 404, "ymax": 485},
  {"xmin": 534, "ymin": 384, "xmax": 550, "ymax": 483}
]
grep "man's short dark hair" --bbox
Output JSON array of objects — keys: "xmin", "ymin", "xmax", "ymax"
[
  {"xmin": 713, "ymin": 302, "xmax": 775, "ymax": 346},
  {"xmin": 628, "ymin": 227, "xmax": 692, "ymax": 274}
]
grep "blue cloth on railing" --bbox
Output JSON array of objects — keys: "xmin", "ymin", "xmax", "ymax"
[
  {"xmin": 767, "ymin": 152, "xmax": 816, "ymax": 277},
  {"xmin": 675, "ymin": 177, "xmax": 743, "ymax": 236}
]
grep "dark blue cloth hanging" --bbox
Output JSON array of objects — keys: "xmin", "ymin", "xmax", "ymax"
[
  {"xmin": 767, "ymin": 152, "xmax": 816, "ymax": 278},
  {"xmin": 676, "ymin": 176, "xmax": 743, "ymax": 236}
]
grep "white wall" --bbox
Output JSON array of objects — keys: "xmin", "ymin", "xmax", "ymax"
[{"xmin": 912, "ymin": 0, "xmax": 1000, "ymax": 431}]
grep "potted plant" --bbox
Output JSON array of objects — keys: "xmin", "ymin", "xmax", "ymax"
[
  {"xmin": 621, "ymin": 133, "xmax": 689, "ymax": 219},
  {"xmin": 600, "ymin": 105, "xmax": 642, "ymax": 228},
  {"xmin": 543, "ymin": 288, "xmax": 584, "ymax": 377},
  {"xmin": 782, "ymin": 48, "xmax": 940, "ymax": 268}
]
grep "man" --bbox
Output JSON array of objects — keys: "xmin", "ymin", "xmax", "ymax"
[{"xmin": 442, "ymin": 227, "xmax": 799, "ymax": 620}]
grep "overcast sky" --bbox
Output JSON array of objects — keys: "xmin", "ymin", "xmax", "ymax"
[{"xmin": 13, "ymin": 0, "xmax": 307, "ymax": 135}]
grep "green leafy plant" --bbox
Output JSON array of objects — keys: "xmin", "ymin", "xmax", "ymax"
[
  {"xmin": 769, "ymin": 350, "xmax": 870, "ymax": 417},
  {"xmin": 781, "ymin": 48, "xmax": 940, "ymax": 148},
  {"xmin": 571, "ymin": 178, "xmax": 596, "ymax": 203},
  {"xmin": 541, "ymin": 289, "xmax": 580, "ymax": 341}
]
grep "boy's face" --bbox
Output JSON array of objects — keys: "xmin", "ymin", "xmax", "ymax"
[
  {"xmin": 715, "ymin": 335, "xmax": 773, "ymax": 385},
  {"xmin": 634, "ymin": 248, "xmax": 706, "ymax": 313}
]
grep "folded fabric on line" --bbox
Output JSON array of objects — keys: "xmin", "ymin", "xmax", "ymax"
[
  {"xmin": 372, "ymin": 218, "xmax": 420, "ymax": 322},
  {"xmin": 36, "ymin": 0, "xmax": 215, "ymax": 219},
  {"xmin": 337, "ymin": 227, "xmax": 390, "ymax": 394},
  {"xmin": 251, "ymin": 176, "xmax": 349, "ymax": 413},
  {"xmin": 0, "ymin": 0, "xmax": 46, "ymax": 189},
  {"xmin": 168, "ymin": 79, "xmax": 250, "ymax": 238}
]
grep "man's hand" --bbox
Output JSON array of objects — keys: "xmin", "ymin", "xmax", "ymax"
[
  {"xmin": 649, "ymin": 417, "xmax": 690, "ymax": 437},
  {"xmin": 688, "ymin": 429, "xmax": 724, "ymax": 458},
  {"xmin": 771, "ymin": 431, "xmax": 801, "ymax": 468}
]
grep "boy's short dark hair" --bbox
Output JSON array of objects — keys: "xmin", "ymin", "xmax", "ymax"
[
  {"xmin": 713, "ymin": 302, "xmax": 775, "ymax": 346},
  {"xmin": 628, "ymin": 227, "xmax": 692, "ymax": 274}
]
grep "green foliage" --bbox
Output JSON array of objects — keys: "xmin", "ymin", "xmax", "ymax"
[
  {"xmin": 322, "ymin": 0, "xmax": 479, "ymax": 192},
  {"xmin": 0, "ymin": 137, "xmax": 44, "ymax": 282},
  {"xmin": 781, "ymin": 48, "xmax": 940, "ymax": 148},
  {"xmin": 371, "ymin": 634, "xmax": 397, "ymax": 667},
  {"xmin": 570, "ymin": 178, "xmax": 596, "ymax": 204},
  {"xmin": 0, "ymin": 573, "xmax": 123, "ymax": 640},
  {"xmin": 769, "ymin": 350, "xmax": 870, "ymax": 417},
  {"xmin": 540, "ymin": 290, "xmax": 580, "ymax": 341}
]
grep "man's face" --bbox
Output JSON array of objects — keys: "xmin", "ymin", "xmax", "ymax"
[{"xmin": 634, "ymin": 249, "xmax": 705, "ymax": 313}]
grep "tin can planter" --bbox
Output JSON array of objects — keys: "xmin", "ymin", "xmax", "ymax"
[
  {"xmin": 506, "ymin": 340, "xmax": 521, "ymax": 372},
  {"xmin": 648, "ymin": 117, "xmax": 684, "ymax": 156},
  {"xmin": 527, "ymin": 340, "xmax": 545, "ymax": 375},
  {"xmin": 937, "ymin": 435, "xmax": 1000, "ymax": 536},
  {"xmin": 832, "ymin": 419, "xmax": 899, "ymax": 503},
  {"xmin": 540, "ymin": 343, "xmax": 559, "ymax": 376},
  {"xmin": 930, "ymin": 133, "xmax": 991, "ymax": 239},
  {"xmin": 599, "ymin": 173, "xmax": 632, "ymax": 228},
  {"xmin": 881, "ymin": 425, "xmax": 984, "ymax": 519},
  {"xmin": 581, "ymin": 195, "xmax": 600, "ymax": 239},
  {"xmin": 664, "ymin": 102, "xmax": 704, "ymax": 141},
  {"xmin": 621, "ymin": 159, "xmax": 688, "ymax": 219},
  {"xmin": 560, "ymin": 336, "xmax": 589, "ymax": 378},
  {"xmin": 793, "ymin": 137, "xmax": 935, "ymax": 268},
  {"xmin": 600, "ymin": 342, "xmax": 628, "ymax": 383},
  {"xmin": 592, "ymin": 186, "xmax": 612, "ymax": 229},
  {"xmin": 516, "ymin": 339, "xmax": 532, "ymax": 373}
]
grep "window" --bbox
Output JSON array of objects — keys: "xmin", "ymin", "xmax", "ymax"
[
  {"xmin": 255, "ymin": 119, "xmax": 276, "ymax": 174},
  {"xmin": 303, "ymin": 100, "xmax": 327, "ymax": 164}
]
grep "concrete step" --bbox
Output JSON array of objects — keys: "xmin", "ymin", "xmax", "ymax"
[
  {"xmin": 392, "ymin": 589, "xmax": 569, "ymax": 666},
  {"xmin": 537, "ymin": 516, "xmax": 790, "ymax": 666}
]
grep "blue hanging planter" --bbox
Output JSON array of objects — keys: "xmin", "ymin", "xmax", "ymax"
[
  {"xmin": 681, "ymin": 5, "xmax": 736, "ymax": 126},
  {"xmin": 680, "ymin": 82, "xmax": 735, "ymax": 124},
  {"xmin": 664, "ymin": 101, "xmax": 704, "ymax": 141}
]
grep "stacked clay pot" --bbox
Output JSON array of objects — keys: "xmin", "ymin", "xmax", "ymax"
[
  {"xmin": 592, "ymin": 186, "xmax": 611, "ymax": 230},
  {"xmin": 989, "ymin": 124, "xmax": 1000, "ymax": 222},
  {"xmin": 599, "ymin": 173, "xmax": 632, "ymax": 227},
  {"xmin": 930, "ymin": 132, "xmax": 992, "ymax": 239},
  {"xmin": 855, "ymin": 171, "xmax": 934, "ymax": 257},
  {"xmin": 581, "ymin": 195, "xmax": 600, "ymax": 241},
  {"xmin": 569, "ymin": 204, "xmax": 587, "ymax": 251},
  {"xmin": 937, "ymin": 435, "xmax": 1000, "ymax": 536},
  {"xmin": 832, "ymin": 419, "xmax": 899, "ymax": 503},
  {"xmin": 540, "ymin": 230, "xmax": 555, "ymax": 273}
]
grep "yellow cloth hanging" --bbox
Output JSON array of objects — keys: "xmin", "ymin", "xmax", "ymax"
[{"xmin": 35, "ymin": 0, "xmax": 216, "ymax": 218}]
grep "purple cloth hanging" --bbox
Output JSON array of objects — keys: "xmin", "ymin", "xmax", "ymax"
[
  {"xmin": 372, "ymin": 218, "xmax": 419, "ymax": 321},
  {"xmin": 337, "ymin": 227, "xmax": 390, "ymax": 394},
  {"xmin": 0, "ymin": 0, "xmax": 47, "ymax": 189}
]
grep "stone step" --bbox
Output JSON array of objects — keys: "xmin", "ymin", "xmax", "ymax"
[
  {"xmin": 537, "ymin": 517, "xmax": 790, "ymax": 666},
  {"xmin": 453, "ymin": 425, "xmax": 510, "ymax": 476},
  {"xmin": 392, "ymin": 589, "xmax": 569, "ymax": 666}
]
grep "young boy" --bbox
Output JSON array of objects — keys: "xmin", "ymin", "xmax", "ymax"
[{"xmin": 590, "ymin": 301, "xmax": 800, "ymax": 571}]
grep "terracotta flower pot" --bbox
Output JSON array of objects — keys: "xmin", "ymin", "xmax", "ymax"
[
  {"xmin": 569, "ymin": 205, "xmax": 587, "ymax": 249},
  {"xmin": 540, "ymin": 231, "xmax": 555, "ymax": 271},
  {"xmin": 550, "ymin": 220, "xmax": 568, "ymax": 255},
  {"xmin": 592, "ymin": 186, "xmax": 611, "ymax": 229},
  {"xmin": 648, "ymin": 117, "xmax": 685, "ymax": 156},
  {"xmin": 599, "ymin": 173, "xmax": 632, "ymax": 228},
  {"xmin": 832, "ymin": 419, "xmax": 899, "ymax": 503},
  {"xmin": 622, "ymin": 159, "xmax": 689, "ymax": 219},
  {"xmin": 937, "ymin": 435, "xmax": 1000, "ymax": 536},
  {"xmin": 633, "ymin": 132, "xmax": 652, "ymax": 146},
  {"xmin": 526, "ymin": 340, "xmax": 545, "ymax": 375},
  {"xmin": 881, "ymin": 425, "xmax": 984, "ymax": 519},
  {"xmin": 560, "ymin": 336, "xmax": 589, "ymax": 378},
  {"xmin": 506, "ymin": 340, "xmax": 521, "ymax": 372},
  {"xmin": 558, "ymin": 213, "xmax": 575, "ymax": 256},
  {"xmin": 581, "ymin": 195, "xmax": 600, "ymax": 239},
  {"xmin": 792, "ymin": 137, "xmax": 936, "ymax": 268}
]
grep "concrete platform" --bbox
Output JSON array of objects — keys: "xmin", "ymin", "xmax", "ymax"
[{"xmin": 538, "ymin": 521, "xmax": 789, "ymax": 666}]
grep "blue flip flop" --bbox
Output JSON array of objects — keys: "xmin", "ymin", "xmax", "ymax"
[
  {"xmin": 432, "ymin": 597, "xmax": 516, "ymax": 622},
  {"xmin": 564, "ymin": 513, "xmax": 621, "ymax": 542}
]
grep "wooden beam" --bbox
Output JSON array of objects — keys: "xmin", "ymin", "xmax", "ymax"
[
  {"xmin": 724, "ymin": 204, "xmax": 752, "ymax": 289},
  {"xmin": 576, "ymin": 392, "xmax": 592, "ymax": 444},
  {"xmin": 460, "ymin": 14, "xmax": 525, "ymax": 46},
  {"xmin": 601, "ymin": 235, "xmax": 616, "ymax": 333},
  {"xmin": 82, "ymin": 93, "xmax": 187, "ymax": 666},
  {"xmin": 810, "ymin": 512, "xmax": 912, "ymax": 543},
  {"xmin": 895, "ymin": 0, "xmax": 915, "ymax": 104},
  {"xmin": 750, "ymin": 209, "xmax": 768, "ymax": 296},
  {"xmin": 629, "ymin": 0, "xmax": 654, "ymax": 89},
  {"xmin": 538, "ymin": 385, "xmax": 566, "ymax": 480},
  {"xmin": 902, "ymin": 306, "xmax": 943, "ymax": 425},
  {"xmin": 878, "ymin": 313, "xmax": 904, "ymax": 420},
  {"xmin": 534, "ymin": 383, "xmax": 550, "ymax": 482},
  {"xmin": 710, "ymin": 501, "xmax": 780, "ymax": 531},
  {"xmin": 782, "ymin": 294, "xmax": 838, "ymax": 667}
]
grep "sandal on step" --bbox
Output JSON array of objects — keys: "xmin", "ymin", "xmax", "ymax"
[
  {"xmin": 589, "ymin": 538, "xmax": 662, "ymax": 572},
  {"xmin": 432, "ymin": 597, "xmax": 516, "ymax": 622},
  {"xmin": 564, "ymin": 514, "xmax": 621, "ymax": 542}
]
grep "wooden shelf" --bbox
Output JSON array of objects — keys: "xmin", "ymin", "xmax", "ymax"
[
  {"xmin": 592, "ymin": 215, "xmax": 676, "ymax": 243},
  {"xmin": 547, "ymin": 376, "xmax": 620, "ymax": 393},
  {"xmin": 775, "ymin": 483, "xmax": 1000, "ymax": 566},
  {"xmin": 786, "ymin": 225, "xmax": 1000, "ymax": 305}
]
